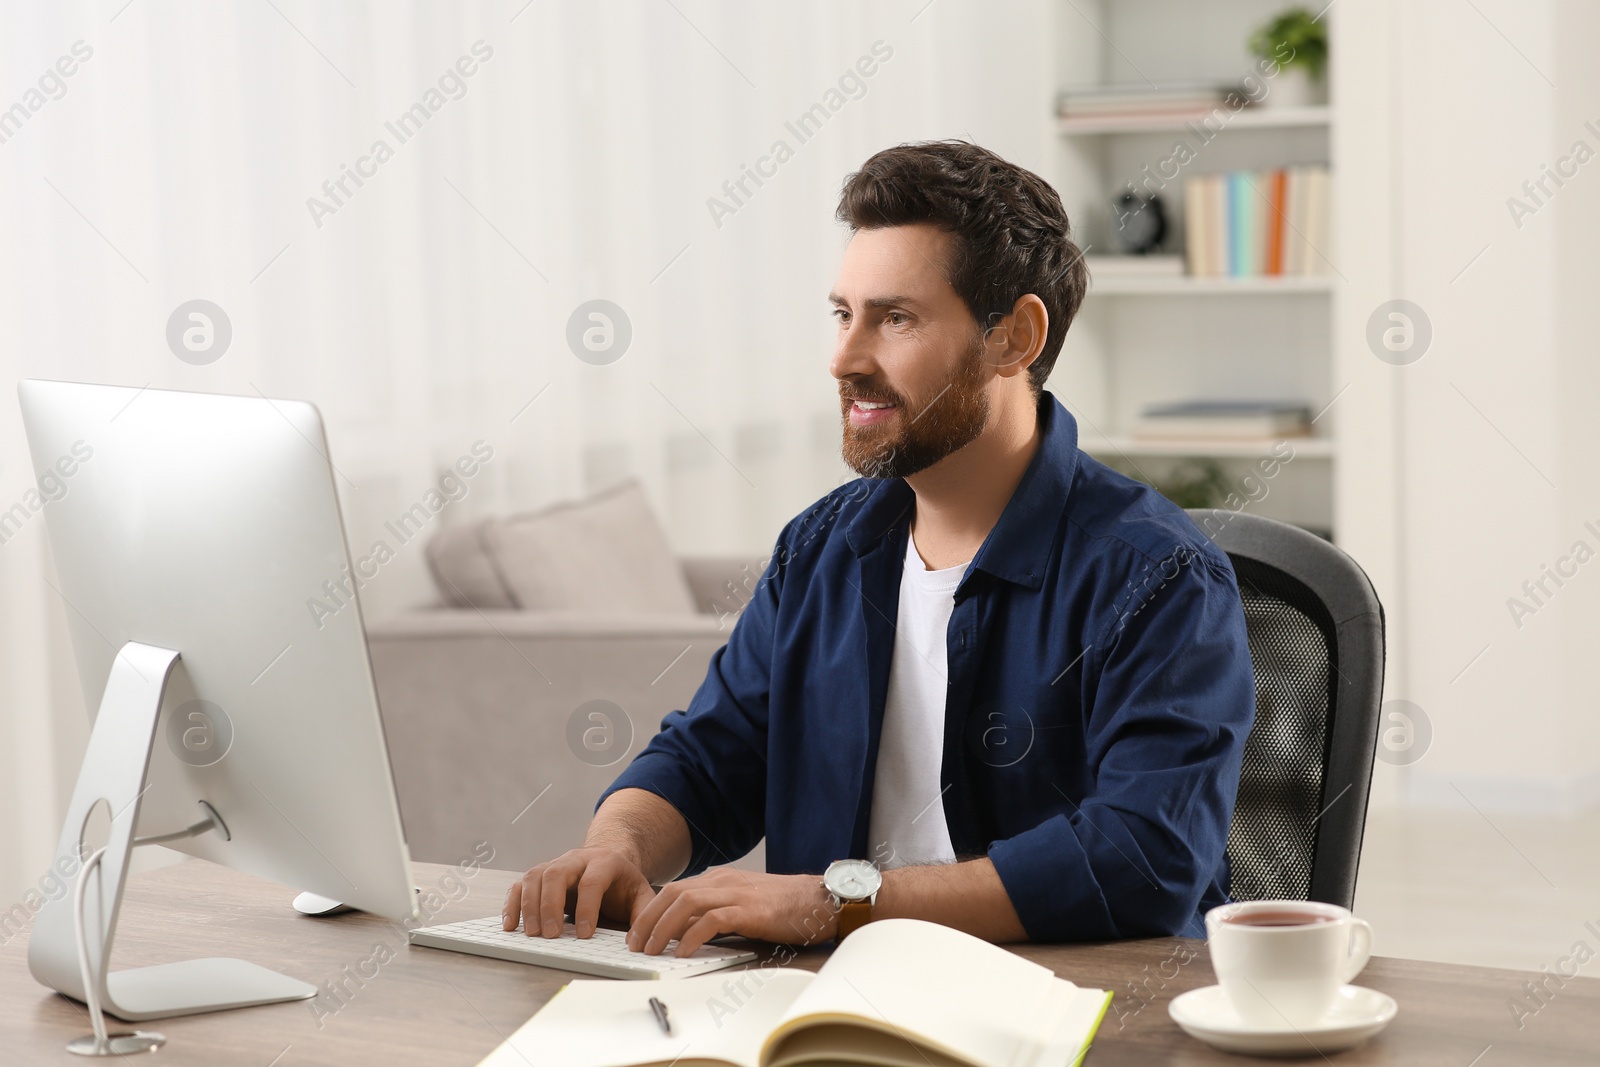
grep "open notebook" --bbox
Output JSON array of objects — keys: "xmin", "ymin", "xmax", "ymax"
[{"xmin": 478, "ymin": 918, "xmax": 1112, "ymax": 1067}]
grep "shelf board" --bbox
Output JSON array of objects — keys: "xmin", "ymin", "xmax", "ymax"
[
  {"xmin": 1088, "ymin": 274, "xmax": 1334, "ymax": 296},
  {"xmin": 1081, "ymin": 436, "xmax": 1335, "ymax": 460},
  {"xmin": 1056, "ymin": 105, "xmax": 1331, "ymax": 136}
]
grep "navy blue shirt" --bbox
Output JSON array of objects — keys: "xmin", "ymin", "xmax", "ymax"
[{"xmin": 602, "ymin": 391, "xmax": 1255, "ymax": 941}]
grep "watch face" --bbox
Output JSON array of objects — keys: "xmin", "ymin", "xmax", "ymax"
[{"xmin": 824, "ymin": 859, "xmax": 882, "ymax": 900}]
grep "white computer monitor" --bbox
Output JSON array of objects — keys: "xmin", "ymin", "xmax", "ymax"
[{"xmin": 18, "ymin": 379, "xmax": 416, "ymax": 1027}]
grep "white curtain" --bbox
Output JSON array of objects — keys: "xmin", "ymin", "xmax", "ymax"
[{"xmin": 0, "ymin": 1, "xmax": 1052, "ymax": 901}]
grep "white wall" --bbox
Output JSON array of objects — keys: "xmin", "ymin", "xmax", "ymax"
[
  {"xmin": 1352, "ymin": 0, "xmax": 1600, "ymax": 815},
  {"xmin": 0, "ymin": 0, "xmax": 1053, "ymax": 910}
]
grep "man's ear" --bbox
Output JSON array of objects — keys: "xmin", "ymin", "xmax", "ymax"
[{"xmin": 979, "ymin": 295, "xmax": 1048, "ymax": 380}]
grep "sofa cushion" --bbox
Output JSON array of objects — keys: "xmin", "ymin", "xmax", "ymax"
[
  {"xmin": 425, "ymin": 520, "xmax": 516, "ymax": 610},
  {"xmin": 481, "ymin": 480, "xmax": 697, "ymax": 615}
]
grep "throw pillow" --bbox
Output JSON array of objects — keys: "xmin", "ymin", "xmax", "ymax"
[{"xmin": 483, "ymin": 480, "xmax": 696, "ymax": 615}]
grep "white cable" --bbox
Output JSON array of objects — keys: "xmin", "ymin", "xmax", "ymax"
[
  {"xmin": 74, "ymin": 846, "xmax": 110, "ymax": 1055},
  {"xmin": 132, "ymin": 813, "xmax": 216, "ymax": 847},
  {"xmin": 64, "ymin": 806, "xmax": 219, "ymax": 1057}
]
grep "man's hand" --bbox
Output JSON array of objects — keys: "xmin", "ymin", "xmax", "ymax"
[
  {"xmin": 627, "ymin": 868, "xmax": 838, "ymax": 956},
  {"xmin": 502, "ymin": 846, "xmax": 655, "ymax": 939}
]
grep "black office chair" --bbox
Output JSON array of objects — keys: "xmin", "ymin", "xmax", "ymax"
[{"xmin": 1185, "ymin": 509, "xmax": 1386, "ymax": 910}]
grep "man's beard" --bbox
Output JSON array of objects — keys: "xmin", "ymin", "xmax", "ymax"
[{"xmin": 839, "ymin": 332, "xmax": 990, "ymax": 480}]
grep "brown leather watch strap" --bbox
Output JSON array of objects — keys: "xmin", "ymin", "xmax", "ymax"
[{"xmin": 836, "ymin": 899, "xmax": 873, "ymax": 940}]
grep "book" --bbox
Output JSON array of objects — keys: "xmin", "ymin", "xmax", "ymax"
[
  {"xmin": 1134, "ymin": 400, "xmax": 1312, "ymax": 440},
  {"xmin": 1251, "ymin": 171, "xmax": 1269, "ymax": 275},
  {"xmin": 1227, "ymin": 172, "xmax": 1249, "ymax": 276},
  {"xmin": 1206, "ymin": 175, "xmax": 1227, "ymax": 277},
  {"xmin": 1302, "ymin": 166, "xmax": 1330, "ymax": 275},
  {"xmin": 476, "ymin": 919, "xmax": 1112, "ymax": 1067},
  {"xmin": 1247, "ymin": 171, "xmax": 1269, "ymax": 276},
  {"xmin": 1265, "ymin": 169, "xmax": 1287, "ymax": 275},
  {"xmin": 1182, "ymin": 166, "xmax": 1330, "ymax": 279},
  {"xmin": 1183, "ymin": 178, "xmax": 1206, "ymax": 277},
  {"xmin": 1284, "ymin": 166, "xmax": 1308, "ymax": 275},
  {"xmin": 1057, "ymin": 81, "xmax": 1242, "ymax": 118}
]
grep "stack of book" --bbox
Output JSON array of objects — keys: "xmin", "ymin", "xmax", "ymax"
[
  {"xmin": 1057, "ymin": 82, "xmax": 1245, "ymax": 121},
  {"xmin": 1183, "ymin": 166, "xmax": 1330, "ymax": 277},
  {"xmin": 1133, "ymin": 400, "xmax": 1312, "ymax": 440}
]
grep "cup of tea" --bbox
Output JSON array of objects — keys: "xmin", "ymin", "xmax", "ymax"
[{"xmin": 1205, "ymin": 900, "xmax": 1374, "ymax": 1028}]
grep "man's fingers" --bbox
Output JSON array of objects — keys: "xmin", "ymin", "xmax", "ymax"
[
  {"xmin": 519, "ymin": 868, "xmax": 545, "ymax": 937},
  {"xmin": 571, "ymin": 866, "xmax": 612, "ymax": 938},
  {"xmin": 538, "ymin": 862, "xmax": 575, "ymax": 937},
  {"xmin": 627, "ymin": 879, "xmax": 655, "ymax": 931},
  {"xmin": 642, "ymin": 889, "xmax": 714, "ymax": 956},
  {"xmin": 675, "ymin": 907, "xmax": 737, "ymax": 957},
  {"xmin": 502, "ymin": 879, "xmax": 524, "ymax": 931},
  {"xmin": 628, "ymin": 881, "xmax": 680, "ymax": 952},
  {"xmin": 507, "ymin": 850, "xmax": 662, "ymax": 939}
]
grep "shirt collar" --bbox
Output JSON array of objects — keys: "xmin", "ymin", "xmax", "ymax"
[{"xmin": 844, "ymin": 391, "xmax": 1080, "ymax": 591}]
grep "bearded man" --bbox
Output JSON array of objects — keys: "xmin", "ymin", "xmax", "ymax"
[{"xmin": 503, "ymin": 141, "xmax": 1257, "ymax": 952}]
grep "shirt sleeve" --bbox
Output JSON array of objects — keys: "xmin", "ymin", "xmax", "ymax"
[
  {"xmin": 596, "ymin": 539, "xmax": 786, "ymax": 877},
  {"xmin": 986, "ymin": 545, "xmax": 1256, "ymax": 940}
]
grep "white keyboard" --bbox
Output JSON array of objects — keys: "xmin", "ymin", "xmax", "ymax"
[{"xmin": 408, "ymin": 916, "xmax": 758, "ymax": 980}]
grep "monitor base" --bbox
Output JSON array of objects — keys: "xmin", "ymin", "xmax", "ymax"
[
  {"xmin": 67, "ymin": 1030, "xmax": 166, "ymax": 1057},
  {"xmin": 104, "ymin": 958, "xmax": 316, "ymax": 1021},
  {"xmin": 28, "ymin": 642, "xmax": 317, "ymax": 1025}
]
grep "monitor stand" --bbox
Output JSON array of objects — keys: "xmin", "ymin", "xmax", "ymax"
[{"xmin": 28, "ymin": 642, "xmax": 317, "ymax": 1028}]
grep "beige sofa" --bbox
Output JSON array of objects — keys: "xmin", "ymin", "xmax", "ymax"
[{"xmin": 368, "ymin": 555, "xmax": 767, "ymax": 872}]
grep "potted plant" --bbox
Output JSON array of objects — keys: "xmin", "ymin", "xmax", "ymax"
[{"xmin": 1249, "ymin": 7, "xmax": 1328, "ymax": 108}]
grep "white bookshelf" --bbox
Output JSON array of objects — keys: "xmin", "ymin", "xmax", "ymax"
[
  {"xmin": 1056, "ymin": 104, "xmax": 1330, "ymax": 136},
  {"xmin": 1048, "ymin": 0, "xmax": 1336, "ymax": 535},
  {"xmin": 1088, "ymin": 274, "xmax": 1333, "ymax": 296}
]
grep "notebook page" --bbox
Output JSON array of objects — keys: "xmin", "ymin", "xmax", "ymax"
[
  {"xmin": 766, "ymin": 1024, "xmax": 968, "ymax": 1067},
  {"xmin": 479, "ymin": 969, "xmax": 813, "ymax": 1067},
  {"xmin": 759, "ymin": 919, "xmax": 1071, "ymax": 1067},
  {"xmin": 1020, "ymin": 985, "xmax": 1114, "ymax": 1067},
  {"xmin": 764, "ymin": 990, "xmax": 1113, "ymax": 1067}
]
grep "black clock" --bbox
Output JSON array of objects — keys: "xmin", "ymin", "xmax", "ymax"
[{"xmin": 1111, "ymin": 191, "xmax": 1168, "ymax": 254}]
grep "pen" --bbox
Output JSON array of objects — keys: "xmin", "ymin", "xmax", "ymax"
[{"xmin": 648, "ymin": 996, "xmax": 673, "ymax": 1036}]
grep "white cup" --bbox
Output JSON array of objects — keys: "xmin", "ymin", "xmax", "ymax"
[{"xmin": 1205, "ymin": 899, "xmax": 1374, "ymax": 1029}]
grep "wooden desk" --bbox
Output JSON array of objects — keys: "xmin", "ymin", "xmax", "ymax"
[{"xmin": 2, "ymin": 861, "xmax": 1595, "ymax": 1065}]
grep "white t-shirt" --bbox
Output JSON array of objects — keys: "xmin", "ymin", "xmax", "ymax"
[{"xmin": 867, "ymin": 529, "xmax": 969, "ymax": 869}]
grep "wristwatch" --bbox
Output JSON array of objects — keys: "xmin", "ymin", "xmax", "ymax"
[{"xmin": 822, "ymin": 859, "xmax": 882, "ymax": 940}]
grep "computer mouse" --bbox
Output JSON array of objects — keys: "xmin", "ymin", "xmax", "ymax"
[
  {"xmin": 292, "ymin": 891, "xmax": 353, "ymax": 916},
  {"xmin": 292, "ymin": 886, "xmax": 422, "ymax": 916}
]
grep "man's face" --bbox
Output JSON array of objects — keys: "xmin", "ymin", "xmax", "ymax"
[{"xmin": 828, "ymin": 224, "xmax": 992, "ymax": 480}]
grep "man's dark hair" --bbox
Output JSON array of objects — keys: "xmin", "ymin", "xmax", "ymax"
[{"xmin": 835, "ymin": 140, "xmax": 1088, "ymax": 396}]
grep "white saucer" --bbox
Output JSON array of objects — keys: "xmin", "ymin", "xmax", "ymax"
[{"xmin": 1169, "ymin": 984, "xmax": 1397, "ymax": 1056}]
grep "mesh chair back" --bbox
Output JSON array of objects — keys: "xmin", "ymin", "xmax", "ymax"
[{"xmin": 1186, "ymin": 509, "xmax": 1386, "ymax": 909}]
